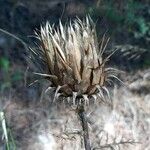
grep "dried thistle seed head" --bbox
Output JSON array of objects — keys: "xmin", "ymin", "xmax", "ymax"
[{"xmin": 30, "ymin": 16, "xmax": 119, "ymax": 104}]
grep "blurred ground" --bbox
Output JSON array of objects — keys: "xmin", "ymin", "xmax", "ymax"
[
  {"xmin": 0, "ymin": 69, "xmax": 150, "ymax": 150},
  {"xmin": 0, "ymin": 0, "xmax": 150, "ymax": 150}
]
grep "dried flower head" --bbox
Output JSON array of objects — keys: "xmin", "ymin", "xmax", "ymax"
[{"xmin": 30, "ymin": 16, "xmax": 119, "ymax": 105}]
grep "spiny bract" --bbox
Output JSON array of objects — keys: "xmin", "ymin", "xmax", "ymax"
[{"xmin": 30, "ymin": 16, "xmax": 119, "ymax": 105}]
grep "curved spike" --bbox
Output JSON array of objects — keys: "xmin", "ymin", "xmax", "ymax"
[
  {"xmin": 96, "ymin": 85, "xmax": 105, "ymax": 100},
  {"xmin": 45, "ymin": 86, "xmax": 54, "ymax": 93},
  {"xmin": 106, "ymin": 79, "xmax": 115, "ymax": 86},
  {"xmin": 79, "ymin": 98, "xmax": 83, "ymax": 105},
  {"xmin": 67, "ymin": 97, "xmax": 71, "ymax": 104},
  {"xmin": 53, "ymin": 85, "xmax": 61, "ymax": 102},
  {"xmin": 105, "ymin": 67, "xmax": 124, "ymax": 74},
  {"xmin": 33, "ymin": 72, "xmax": 58, "ymax": 80},
  {"xmin": 99, "ymin": 32, "xmax": 106, "ymax": 55},
  {"xmin": 97, "ymin": 93, "xmax": 105, "ymax": 103},
  {"xmin": 50, "ymin": 32, "xmax": 66, "ymax": 62},
  {"xmin": 105, "ymin": 67, "xmax": 119, "ymax": 71},
  {"xmin": 102, "ymin": 48, "xmax": 119, "ymax": 65},
  {"xmin": 73, "ymin": 92, "xmax": 77, "ymax": 106},
  {"xmin": 57, "ymin": 93, "xmax": 63, "ymax": 99},
  {"xmin": 28, "ymin": 80, "xmax": 39, "ymax": 87},
  {"xmin": 101, "ymin": 37, "xmax": 110, "ymax": 55},
  {"xmin": 91, "ymin": 94, "xmax": 97, "ymax": 104},
  {"xmin": 59, "ymin": 20, "xmax": 66, "ymax": 40},
  {"xmin": 108, "ymin": 74, "xmax": 125, "ymax": 86},
  {"xmin": 102, "ymin": 86, "xmax": 111, "ymax": 100},
  {"xmin": 83, "ymin": 94, "xmax": 89, "ymax": 106}
]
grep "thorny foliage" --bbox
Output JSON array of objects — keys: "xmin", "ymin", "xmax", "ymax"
[{"xmin": 29, "ymin": 16, "xmax": 121, "ymax": 106}]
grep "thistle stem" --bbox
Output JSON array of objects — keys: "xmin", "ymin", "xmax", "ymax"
[{"xmin": 77, "ymin": 104, "xmax": 91, "ymax": 150}]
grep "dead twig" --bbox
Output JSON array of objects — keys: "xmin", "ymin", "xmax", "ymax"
[{"xmin": 77, "ymin": 103, "xmax": 91, "ymax": 150}]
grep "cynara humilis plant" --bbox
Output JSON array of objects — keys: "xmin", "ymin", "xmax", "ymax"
[{"xmin": 30, "ymin": 16, "xmax": 120, "ymax": 150}]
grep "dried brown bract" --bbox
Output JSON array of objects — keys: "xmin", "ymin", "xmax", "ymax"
[{"xmin": 30, "ymin": 16, "xmax": 119, "ymax": 105}]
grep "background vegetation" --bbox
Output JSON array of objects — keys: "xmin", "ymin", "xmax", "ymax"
[{"xmin": 0, "ymin": 0, "xmax": 150, "ymax": 149}]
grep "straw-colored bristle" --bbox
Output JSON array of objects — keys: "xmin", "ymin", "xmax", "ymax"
[{"xmin": 31, "ymin": 16, "xmax": 120, "ymax": 105}]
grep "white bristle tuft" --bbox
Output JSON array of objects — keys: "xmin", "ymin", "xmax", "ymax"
[{"xmin": 53, "ymin": 86, "xmax": 61, "ymax": 102}]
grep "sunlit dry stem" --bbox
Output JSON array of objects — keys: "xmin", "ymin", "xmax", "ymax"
[{"xmin": 77, "ymin": 103, "xmax": 91, "ymax": 150}]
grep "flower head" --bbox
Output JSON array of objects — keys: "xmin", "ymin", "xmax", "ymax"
[{"xmin": 30, "ymin": 16, "xmax": 119, "ymax": 105}]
